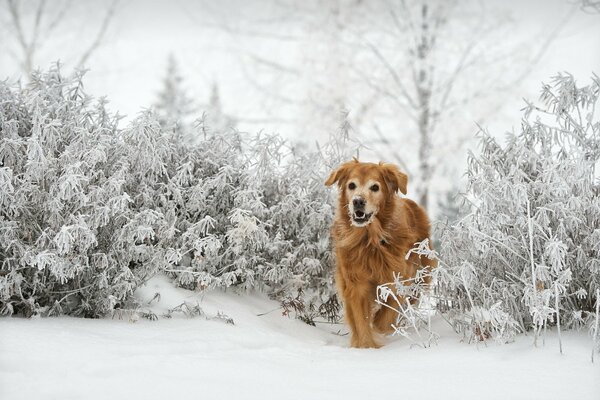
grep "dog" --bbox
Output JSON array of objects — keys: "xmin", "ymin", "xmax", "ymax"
[{"xmin": 325, "ymin": 159, "xmax": 435, "ymax": 348}]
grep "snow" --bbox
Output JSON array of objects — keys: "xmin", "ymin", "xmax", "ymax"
[{"xmin": 1, "ymin": 275, "xmax": 598, "ymax": 400}]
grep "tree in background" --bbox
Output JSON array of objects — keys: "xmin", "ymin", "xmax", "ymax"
[
  {"xmin": 364, "ymin": 0, "xmax": 572, "ymax": 209},
  {"xmin": 1, "ymin": 0, "xmax": 118, "ymax": 77},
  {"xmin": 154, "ymin": 56, "xmax": 237, "ymax": 142},
  {"xmin": 202, "ymin": 82, "xmax": 237, "ymax": 138},
  {"xmin": 212, "ymin": 0, "xmax": 571, "ymax": 212},
  {"xmin": 581, "ymin": 0, "xmax": 600, "ymax": 13},
  {"xmin": 154, "ymin": 54, "xmax": 196, "ymax": 138}
]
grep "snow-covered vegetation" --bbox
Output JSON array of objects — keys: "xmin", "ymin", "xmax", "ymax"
[
  {"xmin": 442, "ymin": 73, "xmax": 600, "ymax": 344},
  {"xmin": 1, "ymin": 66, "xmax": 598, "ymax": 357},
  {"xmin": 378, "ymin": 74, "xmax": 600, "ymax": 352},
  {"xmin": 0, "ymin": 65, "xmax": 351, "ymax": 320},
  {"xmin": 0, "ymin": 2, "xmax": 599, "ymax": 400}
]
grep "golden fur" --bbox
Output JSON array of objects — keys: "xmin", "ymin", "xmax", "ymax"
[{"xmin": 325, "ymin": 159, "xmax": 435, "ymax": 348}]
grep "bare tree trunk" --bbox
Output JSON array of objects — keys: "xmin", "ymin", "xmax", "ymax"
[{"xmin": 416, "ymin": 4, "xmax": 433, "ymax": 210}]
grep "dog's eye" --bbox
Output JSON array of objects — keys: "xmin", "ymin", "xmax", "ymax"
[
  {"xmin": 370, "ymin": 184, "xmax": 379, "ymax": 192},
  {"xmin": 348, "ymin": 182, "xmax": 356, "ymax": 190}
]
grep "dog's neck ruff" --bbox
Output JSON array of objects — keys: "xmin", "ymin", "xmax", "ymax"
[{"xmin": 335, "ymin": 216, "xmax": 390, "ymax": 250}]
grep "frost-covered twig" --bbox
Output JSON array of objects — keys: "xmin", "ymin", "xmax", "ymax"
[
  {"xmin": 527, "ymin": 199, "xmax": 541, "ymax": 346},
  {"xmin": 593, "ymin": 289, "xmax": 600, "ymax": 363}
]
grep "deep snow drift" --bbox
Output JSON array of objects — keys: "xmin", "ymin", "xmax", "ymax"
[{"xmin": 1, "ymin": 275, "xmax": 598, "ymax": 400}]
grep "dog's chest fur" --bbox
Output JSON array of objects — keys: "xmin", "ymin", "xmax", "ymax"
[{"xmin": 332, "ymin": 219, "xmax": 415, "ymax": 284}]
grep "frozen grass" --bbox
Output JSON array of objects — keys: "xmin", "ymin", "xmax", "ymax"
[{"xmin": 1, "ymin": 275, "xmax": 598, "ymax": 400}]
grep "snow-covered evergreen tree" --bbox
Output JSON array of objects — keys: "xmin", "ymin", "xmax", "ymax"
[
  {"xmin": 154, "ymin": 54, "xmax": 195, "ymax": 137},
  {"xmin": 436, "ymin": 186, "xmax": 464, "ymax": 226},
  {"xmin": 201, "ymin": 82, "xmax": 236, "ymax": 138}
]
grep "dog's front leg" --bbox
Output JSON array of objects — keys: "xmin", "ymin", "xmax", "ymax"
[
  {"xmin": 336, "ymin": 268, "xmax": 357, "ymax": 344},
  {"xmin": 344, "ymin": 282, "xmax": 380, "ymax": 349}
]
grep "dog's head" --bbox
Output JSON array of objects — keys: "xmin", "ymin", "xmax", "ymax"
[{"xmin": 325, "ymin": 159, "xmax": 407, "ymax": 227}]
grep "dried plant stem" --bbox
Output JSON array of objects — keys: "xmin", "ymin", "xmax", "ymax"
[
  {"xmin": 527, "ymin": 199, "xmax": 540, "ymax": 346},
  {"xmin": 593, "ymin": 289, "xmax": 600, "ymax": 363}
]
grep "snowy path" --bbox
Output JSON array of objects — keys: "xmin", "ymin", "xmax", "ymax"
[{"xmin": 1, "ymin": 276, "xmax": 598, "ymax": 400}]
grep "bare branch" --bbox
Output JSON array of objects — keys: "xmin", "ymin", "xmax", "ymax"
[
  {"xmin": 6, "ymin": 0, "xmax": 31, "ymax": 72},
  {"xmin": 510, "ymin": 5, "xmax": 576, "ymax": 86},
  {"xmin": 350, "ymin": 92, "xmax": 381, "ymax": 130},
  {"xmin": 5, "ymin": 0, "xmax": 118, "ymax": 76},
  {"xmin": 580, "ymin": 0, "xmax": 600, "ymax": 14},
  {"xmin": 352, "ymin": 64, "xmax": 417, "ymax": 122},
  {"xmin": 363, "ymin": 40, "xmax": 417, "ymax": 109},
  {"xmin": 372, "ymin": 123, "xmax": 414, "ymax": 175},
  {"xmin": 179, "ymin": 0, "xmax": 302, "ymax": 42},
  {"xmin": 76, "ymin": 0, "xmax": 118, "ymax": 68},
  {"xmin": 29, "ymin": 0, "xmax": 46, "ymax": 61},
  {"xmin": 238, "ymin": 55, "xmax": 302, "ymax": 105},
  {"xmin": 245, "ymin": 52, "xmax": 300, "ymax": 76},
  {"xmin": 435, "ymin": 5, "xmax": 488, "ymax": 113},
  {"xmin": 44, "ymin": 0, "xmax": 72, "ymax": 38},
  {"xmin": 395, "ymin": 0, "xmax": 418, "ymax": 49}
]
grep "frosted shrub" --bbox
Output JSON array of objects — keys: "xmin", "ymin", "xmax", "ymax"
[
  {"xmin": 166, "ymin": 124, "xmax": 354, "ymax": 324},
  {"xmin": 438, "ymin": 74, "xmax": 600, "ymax": 344},
  {"xmin": 378, "ymin": 75, "xmax": 599, "ymax": 348},
  {"xmin": 0, "ymin": 66, "xmax": 348, "ymax": 321},
  {"xmin": 0, "ymin": 67, "xmax": 171, "ymax": 316}
]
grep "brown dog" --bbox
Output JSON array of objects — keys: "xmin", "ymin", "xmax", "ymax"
[{"xmin": 326, "ymin": 159, "xmax": 435, "ymax": 348}]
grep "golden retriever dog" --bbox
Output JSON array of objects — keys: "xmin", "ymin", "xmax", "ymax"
[{"xmin": 325, "ymin": 159, "xmax": 435, "ymax": 348}]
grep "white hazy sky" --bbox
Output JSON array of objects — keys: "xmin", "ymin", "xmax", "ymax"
[
  {"xmin": 1, "ymin": 0, "xmax": 598, "ymax": 133},
  {"xmin": 102, "ymin": 0, "xmax": 599, "ymax": 137},
  {"xmin": 0, "ymin": 0, "xmax": 598, "ymax": 200}
]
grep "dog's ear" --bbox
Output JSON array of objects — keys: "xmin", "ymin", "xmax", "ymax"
[
  {"xmin": 380, "ymin": 163, "xmax": 408, "ymax": 195},
  {"xmin": 325, "ymin": 159, "xmax": 358, "ymax": 187}
]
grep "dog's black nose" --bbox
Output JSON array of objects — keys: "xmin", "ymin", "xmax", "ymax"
[{"xmin": 352, "ymin": 197, "xmax": 366, "ymax": 210}]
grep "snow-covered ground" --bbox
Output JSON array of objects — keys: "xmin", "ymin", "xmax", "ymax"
[{"xmin": 1, "ymin": 275, "xmax": 598, "ymax": 400}]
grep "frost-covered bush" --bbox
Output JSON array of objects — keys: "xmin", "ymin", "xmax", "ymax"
[
  {"xmin": 0, "ymin": 65, "xmax": 347, "ymax": 320},
  {"xmin": 164, "ymin": 121, "xmax": 355, "ymax": 324},
  {"xmin": 437, "ymin": 74, "xmax": 600, "ymax": 344},
  {"xmin": 0, "ymin": 67, "xmax": 173, "ymax": 316},
  {"xmin": 0, "ymin": 69, "xmax": 151, "ymax": 316},
  {"xmin": 378, "ymin": 75, "xmax": 600, "ymax": 347}
]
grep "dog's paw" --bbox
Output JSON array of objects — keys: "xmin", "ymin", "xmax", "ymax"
[{"xmin": 352, "ymin": 339, "xmax": 382, "ymax": 349}]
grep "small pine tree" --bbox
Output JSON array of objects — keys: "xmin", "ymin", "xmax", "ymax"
[
  {"xmin": 202, "ymin": 82, "xmax": 236, "ymax": 138},
  {"xmin": 154, "ymin": 54, "xmax": 195, "ymax": 137},
  {"xmin": 436, "ymin": 187, "xmax": 464, "ymax": 225}
]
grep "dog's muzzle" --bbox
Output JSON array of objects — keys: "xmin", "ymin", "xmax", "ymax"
[
  {"xmin": 352, "ymin": 210, "xmax": 373, "ymax": 225},
  {"xmin": 351, "ymin": 196, "xmax": 373, "ymax": 226}
]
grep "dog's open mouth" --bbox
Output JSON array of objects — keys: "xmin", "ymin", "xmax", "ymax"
[{"xmin": 352, "ymin": 210, "xmax": 373, "ymax": 226}]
